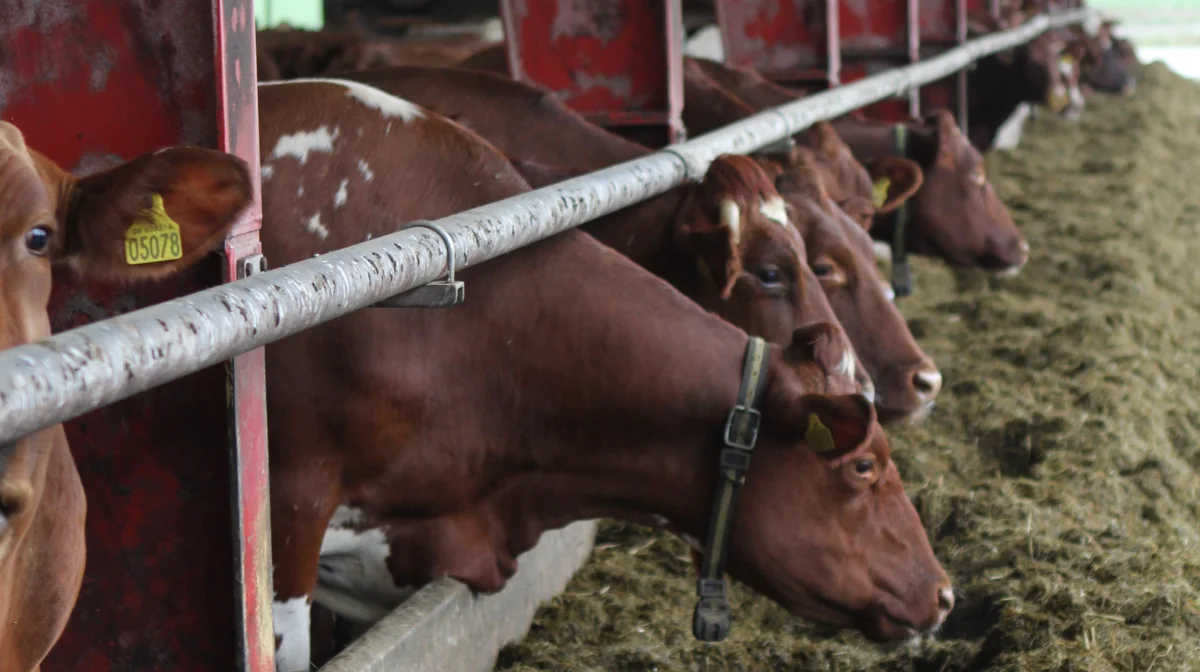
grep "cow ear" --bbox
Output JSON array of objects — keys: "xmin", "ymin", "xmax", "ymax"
[
  {"xmin": 675, "ymin": 197, "xmax": 742, "ymax": 299},
  {"xmin": 798, "ymin": 394, "xmax": 875, "ymax": 457},
  {"xmin": 39, "ymin": 147, "xmax": 251, "ymax": 281},
  {"xmin": 781, "ymin": 322, "xmax": 844, "ymax": 373},
  {"xmin": 764, "ymin": 382, "xmax": 875, "ymax": 455},
  {"xmin": 932, "ymin": 109, "xmax": 964, "ymax": 168},
  {"xmin": 866, "ymin": 156, "xmax": 923, "ymax": 214}
]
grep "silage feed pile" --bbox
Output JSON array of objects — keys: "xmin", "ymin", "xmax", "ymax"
[{"xmin": 496, "ymin": 63, "xmax": 1200, "ymax": 671}]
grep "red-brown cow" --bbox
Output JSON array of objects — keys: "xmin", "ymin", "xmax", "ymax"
[
  {"xmin": 676, "ymin": 63, "xmax": 941, "ymax": 421},
  {"xmin": 345, "ymin": 66, "xmax": 872, "ymax": 395},
  {"xmin": 0, "ymin": 123, "xmax": 251, "ymax": 672},
  {"xmin": 256, "ymin": 79, "xmax": 952, "ymax": 672},
  {"xmin": 677, "ymin": 57, "xmax": 1029, "ymax": 276}
]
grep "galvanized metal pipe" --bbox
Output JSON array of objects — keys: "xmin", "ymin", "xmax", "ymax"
[{"xmin": 0, "ymin": 9, "xmax": 1093, "ymax": 443}]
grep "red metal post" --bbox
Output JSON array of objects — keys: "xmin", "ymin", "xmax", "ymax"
[
  {"xmin": 838, "ymin": 0, "xmax": 914, "ymax": 121},
  {"xmin": 500, "ymin": 0, "xmax": 686, "ymax": 147},
  {"xmin": 214, "ymin": 1, "xmax": 275, "ymax": 671},
  {"xmin": 0, "ymin": 1, "xmax": 270, "ymax": 670},
  {"xmin": 714, "ymin": 0, "xmax": 840, "ymax": 90}
]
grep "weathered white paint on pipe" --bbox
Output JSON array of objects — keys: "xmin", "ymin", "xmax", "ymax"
[{"xmin": 0, "ymin": 10, "xmax": 1093, "ymax": 443}]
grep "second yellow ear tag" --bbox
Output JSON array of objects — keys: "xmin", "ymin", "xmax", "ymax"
[
  {"xmin": 806, "ymin": 414, "xmax": 837, "ymax": 453},
  {"xmin": 125, "ymin": 193, "xmax": 183, "ymax": 265},
  {"xmin": 872, "ymin": 178, "xmax": 891, "ymax": 208}
]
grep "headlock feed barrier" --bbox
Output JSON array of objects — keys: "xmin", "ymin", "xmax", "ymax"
[{"xmin": 0, "ymin": 8, "xmax": 1092, "ymax": 445}]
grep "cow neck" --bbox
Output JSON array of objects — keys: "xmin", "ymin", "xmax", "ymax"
[
  {"xmin": 387, "ymin": 235, "xmax": 762, "ymax": 593},
  {"xmin": 889, "ymin": 124, "xmax": 914, "ymax": 298}
]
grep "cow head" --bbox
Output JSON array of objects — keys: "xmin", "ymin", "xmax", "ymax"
[
  {"xmin": 797, "ymin": 122, "xmax": 923, "ymax": 232},
  {"xmin": 674, "ymin": 155, "xmax": 867, "ymax": 395},
  {"xmin": 903, "ymin": 111, "xmax": 1029, "ymax": 274},
  {"xmin": 723, "ymin": 366, "xmax": 952, "ymax": 641},
  {"xmin": 0, "ymin": 121, "xmax": 251, "ymax": 670},
  {"xmin": 766, "ymin": 148, "xmax": 940, "ymax": 423}
]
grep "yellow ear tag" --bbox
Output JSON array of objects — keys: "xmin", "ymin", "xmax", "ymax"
[
  {"xmin": 125, "ymin": 193, "xmax": 183, "ymax": 265},
  {"xmin": 1061, "ymin": 54, "xmax": 1074, "ymax": 67},
  {"xmin": 806, "ymin": 413, "xmax": 837, "ymax": 454},
  {"xmin": 872, "ymin": 178, "xmax": 891, "ymax": 208}
]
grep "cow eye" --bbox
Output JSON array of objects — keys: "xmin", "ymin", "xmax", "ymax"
[
  {"xmin": 24, "ymin": 225, "xmax": 52, "ymax": 255},
  {"xmin": 755, "ymin": 267, "xmax": 783, "ymax": 286},
  {"xmin": 811, "ymin": 261, "xmax": 835, "ymax": 277},
  {"xmin": 854, "ymin": 459, "xmax": 874, "ymax": 475}
]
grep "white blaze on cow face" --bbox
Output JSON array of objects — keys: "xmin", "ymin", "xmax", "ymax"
[
  {"xmin": 336, "ymin": 79, "xmax": 426, "ymax": 123},
  {"xmin": 759, "ymin": 196, "xmax": 789, "ymax": 228},
  {"xmin": 270, "ymin": 125, "xmax": 337, "ymax": 165},
  {"xmin": 273, "ymin": 596, "xmax": 311, "ymax": 672},
  {"xmin": 261, "ymin": 163, "xmax": 275, "ymax": 181},
  {"xmin": 314, "ymin": 505, "xmax": 413, "ymax": 625},
  {"xmin": 719, "ymin": 200, "xmax": 741, "ymax": 245},
  {"xmin": 334, "ymin": 178, "xmax": 349, "ymax": 209},
  {"xmin": 306, "ymin": 213, "xmax": 329, "ymax": 240},
  {"xmin": 836, "ymin": 348, "xmax": 857, "ymax": 384}
]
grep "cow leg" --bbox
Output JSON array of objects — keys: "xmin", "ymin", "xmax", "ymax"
[{"xmin": 271, "ymin": 470, "xmax": 341, "ymax": 672}]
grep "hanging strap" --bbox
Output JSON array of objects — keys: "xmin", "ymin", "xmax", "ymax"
[
  {"xmin": 890, "ymin": 123, "xmax": 914, "ymax": 298},
  {"xmin": 692, "ymin": 336, "xmax": 771, "ymax": 642}
]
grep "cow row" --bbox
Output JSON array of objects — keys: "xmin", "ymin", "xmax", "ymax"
[{"xmin": 0, "ymin": 3, "xmax": 1137, "ymax": 672}]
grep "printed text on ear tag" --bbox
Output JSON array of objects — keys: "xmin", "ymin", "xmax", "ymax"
[
  {"xmin": 872, "ymin": 178, "xmax": 891, "ymax": 208},
  {"xmin": 125, "ymin": 193, "xmax": 183, "ymax": 265},
  {"xmin": 806, "ymin": 414, "xmax": 837, "ymax": 453}
]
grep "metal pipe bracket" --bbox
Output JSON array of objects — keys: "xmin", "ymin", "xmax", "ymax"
[{"xmin": 372, "ymin": 221, "xmax": 465, "ymax": 308}]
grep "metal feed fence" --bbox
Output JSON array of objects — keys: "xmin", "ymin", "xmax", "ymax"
[{"xmin": 0, "ymin": 9, "xmax": 1092, "ymax": 444}]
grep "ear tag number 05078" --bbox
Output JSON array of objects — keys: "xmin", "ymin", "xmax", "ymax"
[{"xmin": 125, "ymin": 193, "xmax": 183, "ymax": 265}]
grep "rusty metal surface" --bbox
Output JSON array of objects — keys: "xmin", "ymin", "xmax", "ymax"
[
  {"xmin": 714, "ymin": 0, "xmax": 838, "ymax": 85},
  {"xmin": 837, "ymin": 0, "xmax": 915, "ymax": 121},
  {"xmin": 0, "ymin": 0, "xmax": 254, "ymax": 669},
  {"xmin": 500, "ymin": 0, "xmax": 685, "ymax": 143},
  {"xmin": 0, "ymin": 9, "xmax": 1095, "ymax": 447}
]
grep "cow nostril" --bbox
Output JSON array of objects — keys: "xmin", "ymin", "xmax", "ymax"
[
  {"xmin": 912, "ymin": 368, "xmax": 943, "ymax": 400},
  {"xmin": 938, "ymin": 587, "xmax": 955, "ymax": 614}
]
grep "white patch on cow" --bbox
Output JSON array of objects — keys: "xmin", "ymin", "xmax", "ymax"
[
  {"xmin": 314, "ymin": 505, "xmax": 413, "ymax": 625},
  {"xmin": 719, "ymin": 200, "xmax": 741, "ymax": 245},
  {"xmin": 872, "ymin": 241, "xmax": 893, "ymax": 263},
  {"xmin": 273, "ymin": 597, "xmax": 311, "ymax": 672},
  {"xmin": 993, "ymin": 102, "xmax": 1032, "ymax": 150},
  {"xmin": 1058, "ymin": 59, "xmax": 1075, "ymax": 77},
  {"xmin": 334, "ymin": 179, "xmax": 349, "ymax": 209},
  {"xmin": 860, "ymin": 380, "xmax": 877, "ymax": 405},
  {"xmin": 306, "ymin": 213, "xmax": 329, "ymax": 240},
  {"xmin": 357, "ymin": 159, "xmax": 375, "ymax": 182},
  {"xmin": 836, "ymin": 349, "xmax": 857, "ymax": 383},
  {"xmin": 260, "ymin": 163, "xmax": 275, "ymax": 181},
  {"xmin": 759, "ymin": 196, "xmax": 789, "ymax": 227},
  {"xmin": 297, "ymin": 186, "xmax": 304, "ymax": 197},
  {"xmin": 282, "ymin": 78, "xmax": 425, "ymax": 123},
  {"xmin": 270, "ymin": 125, "xmax": 337, "ymax": 165},
  {"xmin": 685, "ymin": 24, "xmax": 725, "ymax": 62}
]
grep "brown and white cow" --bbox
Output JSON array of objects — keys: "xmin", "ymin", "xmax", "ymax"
[
  {"xmin": 0, "ymin": 123, "xmax": 251, "ymax": 672},
  {"xmin": 256, "ymin": 79, "xmax": 951, "ymax": 671},
  {"xmin": 345, "ymin": 66, "xmax": 871, "ymax": 396},
  {"xmin": 677, "ymin": 63, "xmax": 942, "ymax": 421},
  {"xmin": 675, "ymin": 57, "xmax": 1029, "ymax": 276}
]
